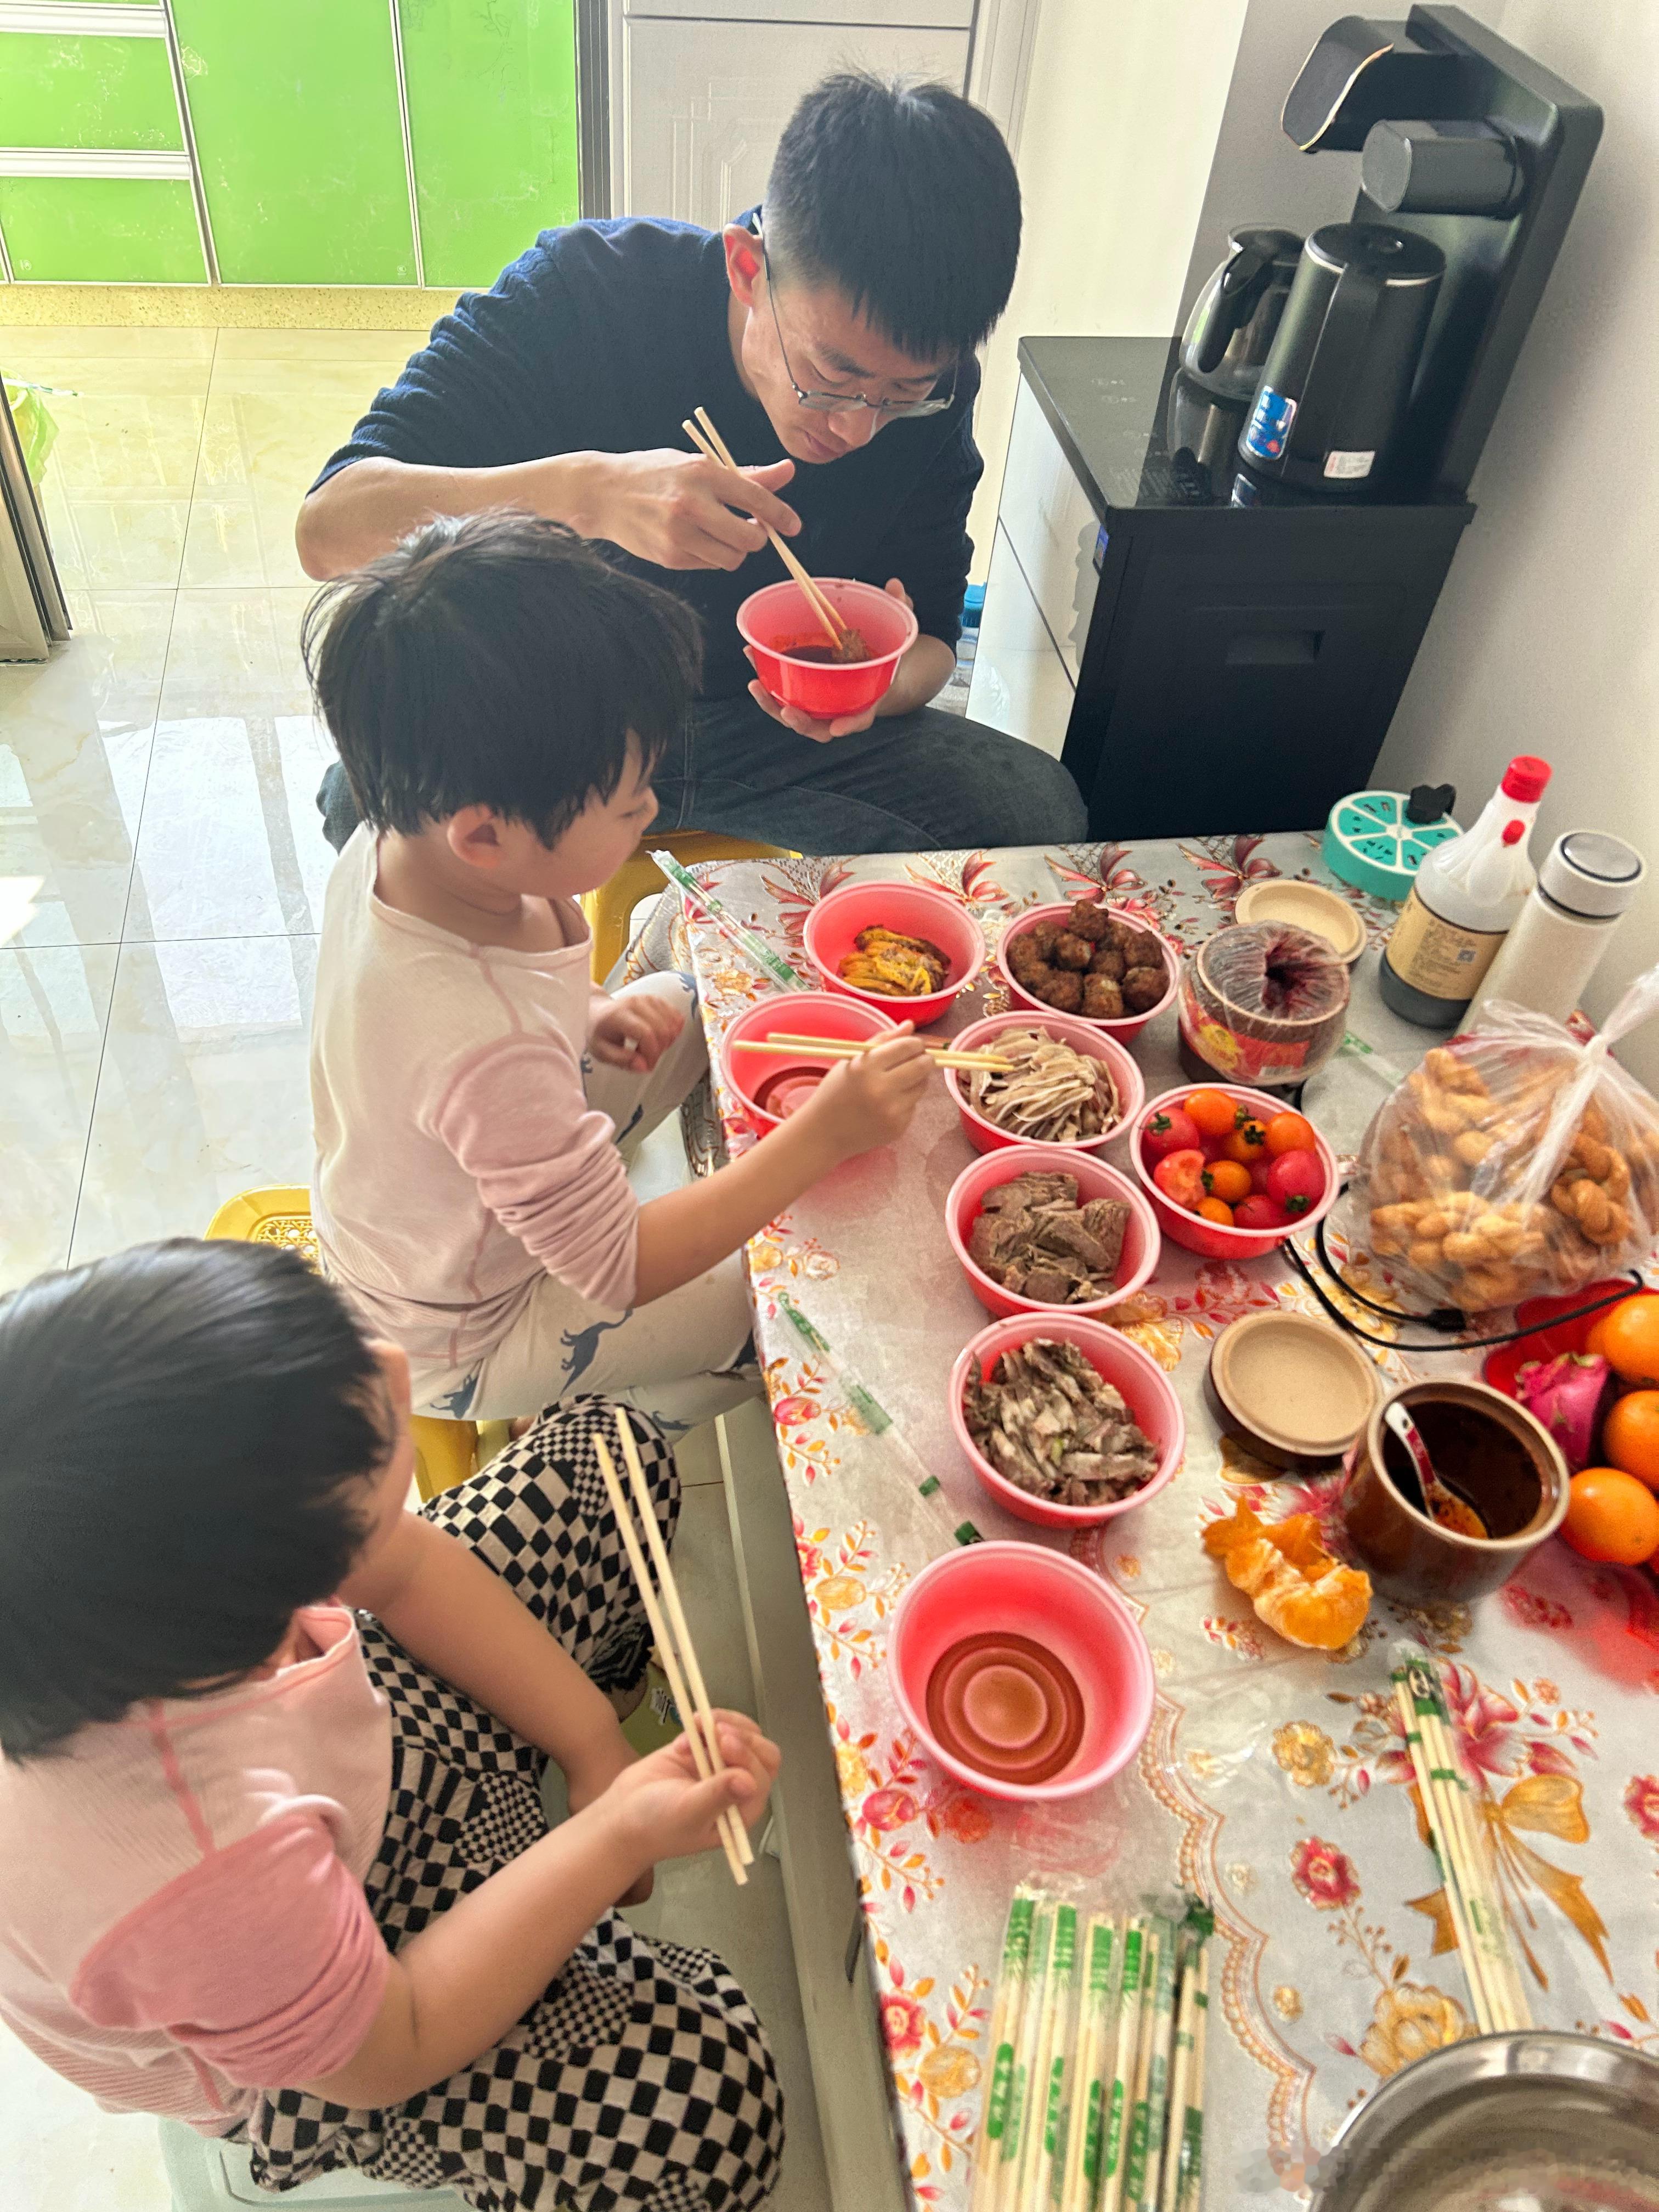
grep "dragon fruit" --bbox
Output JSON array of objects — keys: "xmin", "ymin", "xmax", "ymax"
[{"xmin": 1514, "ymin": 1352, "xmax": 1613, "ymax": 1472}]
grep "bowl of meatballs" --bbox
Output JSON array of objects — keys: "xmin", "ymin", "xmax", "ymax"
[{"xmin": 997, "ymin": 899, "xmax": 1178, "ymax": 1043}]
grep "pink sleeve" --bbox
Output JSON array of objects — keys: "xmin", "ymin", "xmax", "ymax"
[
  {"xmin": 70, "ymin": 1813, "xmax": 391, "ymax": 2091},
  {"xmin": 434, "ymin": 1033, "xmax": 640, "ymax": 1309}
]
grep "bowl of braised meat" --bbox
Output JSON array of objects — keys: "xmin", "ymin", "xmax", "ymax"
[
  {"xmin": 997, "ymin": 900, "xmax": 1178, "ymax": 1041},
  {"xmin": 946, "ymin": 1145, "xmax": 1161, "ymax": 1320}
]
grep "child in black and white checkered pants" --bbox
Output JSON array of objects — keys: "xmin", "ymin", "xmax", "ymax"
[{"xmin": 0, "ymin": 1240, "xmax": 783, "ymax": 2210}]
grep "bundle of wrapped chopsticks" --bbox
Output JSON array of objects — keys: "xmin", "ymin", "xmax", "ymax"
[
  {"xmin": 1392, "ymin": 1647, "xmax": 1531, "ymax": 2033},
  {"xmin": 970, "ymin": 1889, "xmax": 1211, "ymax": 2212}
]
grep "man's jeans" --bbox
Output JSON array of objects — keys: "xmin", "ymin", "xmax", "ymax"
[{"xmin": 317, "ymin": 692, "xmax": 1088, "ymax": 856}]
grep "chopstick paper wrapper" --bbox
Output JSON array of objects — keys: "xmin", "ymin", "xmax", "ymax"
[
  {"xmin": 1097, "ymin": 1916, "xmax": 1147, "ymax": 2212},
  {"xmin": 649, "ymin": 847, "xmax": 805, "ymax": 991},
  {"xmin": 969, "ymin": 1891, "xmax": 1038, "ymax": 2212},
  {"xmin": 1060, "ymin": 1913, "xmax": 1118, "ymax": 2212}
]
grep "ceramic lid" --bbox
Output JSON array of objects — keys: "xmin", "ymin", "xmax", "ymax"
[
  {"xmin": 1210, "ymin": 1311, "xmax": 1380, "ymax": 1460},
  {"xmin": 1235, "ymin": 877, "xmax": 1367, "ymax": 963}
]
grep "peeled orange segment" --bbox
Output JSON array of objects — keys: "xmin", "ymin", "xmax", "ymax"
[{"xmin": 1201, "ymin": 1503, "xmax": 1372, "ymax": 1651}]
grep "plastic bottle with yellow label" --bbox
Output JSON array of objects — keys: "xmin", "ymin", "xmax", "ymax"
[{"xmin": 1379, "ymin": 755, "xmax": 1551, "ymax": 1028}]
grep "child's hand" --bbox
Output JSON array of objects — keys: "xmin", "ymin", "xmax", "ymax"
[
  {"xmin": 795, "ymin": 1025, "xmax": 933, "ymax": 1160},
  {"xmin": 589, "ymin": 992, "xmax": 686, "ymax": 1074},
  {"xmin": 602, "ymin": 1711, "xmax": 780, "ymax": 1870}
]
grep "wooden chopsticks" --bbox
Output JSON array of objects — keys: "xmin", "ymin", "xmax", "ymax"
[
  {"xmin": 681, "ymin": 405, "xmax": 849, "ymax": 654},
  {"xmin": 592, "ymin": 1412, "xmax": 753, "ymax": 1886},
  {"xmin": 732, "ymin": 1030, "xmax": 1014, "ymax": 1073}
]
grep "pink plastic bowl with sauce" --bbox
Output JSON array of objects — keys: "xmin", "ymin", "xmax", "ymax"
[
  {"xmin": 737, "ymin": 577, "xmax": 918, "ymax": 718},
  {"xmin": 946, "ymin": 1144, "xmax": 1161, "ymax": 1321},
  {"xmin": 721, "ymin": 990, "xmax": 898, "ymax": 1136}
]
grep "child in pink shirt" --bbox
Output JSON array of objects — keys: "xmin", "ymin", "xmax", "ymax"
[
  {"xmin": 0, "ymin": 1237, "xmax": 783, "ymax": 2206},
  {"xmin": 305, "ymin": 512, "xmax": 930, "ymax": 1431}
]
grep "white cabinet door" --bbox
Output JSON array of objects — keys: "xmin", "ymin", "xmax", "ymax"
[
  {"xmin": 967, "ymin": 520, "xmax": 1075, "ymax": 759},
  {"xmin": 996, "ymin": 379, "xmax": 1102, "ymax": 682},
  {"xmin": 615, "ymin": 18, "xmax": 972, "ymax": 224}
]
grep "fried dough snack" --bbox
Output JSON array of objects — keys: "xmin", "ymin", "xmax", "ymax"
[
  {"xmin": 1203, "ymin": 1503, "xmax": 1371, "ymax": 1651},
  {"xmin": 839, "ymin": 924, "xmax": 950, "ymax": 997}
]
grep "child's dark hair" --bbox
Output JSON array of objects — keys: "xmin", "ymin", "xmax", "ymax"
[
  {"xmin": 765, "ymin": 73, "xmax": 1021, "ymax": 362},
  {"xmin": 0, "ymin": 1240, "xmax": 392, "ymax": 1761},
  {"xmin": 303, "ymin": 512, "xmax": 702, "ymax": 844}
]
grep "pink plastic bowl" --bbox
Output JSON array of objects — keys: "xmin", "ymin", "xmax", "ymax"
[
  {"xmin": 997, "ymin": 902, "xmax": 1180, "ymax": 1044},
  {"xmin": 721, "ymin": 990, "xmax": 898, "ymax": 1135},
  {"xmin": 889, "ymin": 1542, "xmax": 1156, "ymax": 1801},
  {"xmin": 802, "ymin": 880, "xmax": 985, "ymax": 1029},
  {"xmin": 946, "ymin": 1145, "xmax": 1161, "ymax": 1321},
  {"xmin": 944, "ymin": 1011, "xmax": 1144, "ymax": 1155},
  {"xmin": 1131, "ymin": 1083, "xmax": 1340, "ymax": 1260},
  {"xmin": 737, "ymin": 577, "xmax": 918, "ymax": 719},
  {"xmin": 949, "ymin": 1311, "xmax": 1184, "ymax": 1530}
]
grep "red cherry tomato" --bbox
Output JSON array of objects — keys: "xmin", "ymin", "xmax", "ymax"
[
  {"xmin": 1265, "ymin": 1111, "xmax": 1316, "ymax": 1158},
  {"xmin": 1249, "ymin": 1155, "xmax": 1276, "ymax": 1195},
  {"xmin": 1234, "ymin": 1193, "xmax": 1291, "ymax": 1232},
  {"xmin": 1265, "ymin": 1148, "xmax": 1325, "ymax": 1216},
  {"xmin": 1142, "ymin": 1106, "xmax": 1201, "ymax": 1164},
  {"xmin": 1222, "ymin": 1118, "xmax": 1271, "ymax": 1166},
  {"xmin": 1153, "ymin": 1148, "xmax": 1207, "ymax": 1211}
]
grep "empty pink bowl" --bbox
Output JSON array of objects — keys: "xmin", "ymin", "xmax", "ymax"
[
  {"xmin": 950, "ymin": 1311, "xmax": 1184, "ymax": 1529},
  {"xmin": 946, "ymin": 1144, "xmax": 1161, "ymax": 1321},
  {"xmin": 1131, "ymin": 1083, "xmax": 1339, "ymax": 1260},
  {"xmin": 803, "ymin": 879, "xmax": 985, "ymax": 1028},
  {"xmin": 721, "ymin": 990, "xmax": 898, "ymax": 1135},
  {"xmin": 737, "ymin": 578, "xmax": 918, "ymax": 719},
  {"xmin": 997, "ymin": 902, "xmax": 1180, "ymax": 1044},
  {"xmin": 889, "ymin": 1542, "xmax": 1155, "ymax": 1801},
  {"xmin": 944, "ymin": 1011, "xmax": 1144, "ymax": 1155}
]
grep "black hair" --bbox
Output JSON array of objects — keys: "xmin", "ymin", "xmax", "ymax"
[
  {"xmin": 302, "ymin": 511, "xmax": 702, "ymax": 844},
  {"xmin": 764, "ymin": 73, "xmax": 1022, "ymax": 362},
  {"xmin": 0, "ymin": 1240, "xmax": 393, "ymax": 1760}
]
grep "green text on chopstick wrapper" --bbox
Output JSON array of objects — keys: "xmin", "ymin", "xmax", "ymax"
[
  {"xmin": 986, "ymin": 2042, "xmax": 1015, "ymax": 2144},
  {"xmin": 1088, "ymin": 1920, "xmax": 1116, "ymax": 1994}
]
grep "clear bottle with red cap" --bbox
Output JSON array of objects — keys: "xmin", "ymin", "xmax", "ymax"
[{"xmin": 1380, "ymin": 754, "xmax": 1553, "ymax": 1027}]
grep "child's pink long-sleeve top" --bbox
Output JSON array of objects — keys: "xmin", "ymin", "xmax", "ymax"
[
  {"xmin": 311, "ymin": 830, "xmax": 639, "ymax": 1373},
  {"xmin": 0, "ymin": 1607, "xmax": 392, "ymax": 2129}
]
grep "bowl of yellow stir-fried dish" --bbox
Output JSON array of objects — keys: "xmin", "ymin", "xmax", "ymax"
[{"xmin": 804, "ymin": 879, "xmax": 985, "ymax": 1027}]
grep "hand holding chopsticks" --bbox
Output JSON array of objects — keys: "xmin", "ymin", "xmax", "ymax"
[
  {"xmin": 682, "ymin": 407, "xmax": 850, "ymax": 653},
  {"xmin": 593, "ymin": 1412, "xmax": 755, "ymax": 1885}
]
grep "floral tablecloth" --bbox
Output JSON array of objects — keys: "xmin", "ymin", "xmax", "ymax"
[{"xmin": 667, "ymin": 833, "xmax": 1659, "ymax": 2209}]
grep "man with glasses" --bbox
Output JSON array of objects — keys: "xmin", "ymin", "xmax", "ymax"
[{"xmin": 298, "ymin": 72, "xmax": 1086, "ymax": 856}]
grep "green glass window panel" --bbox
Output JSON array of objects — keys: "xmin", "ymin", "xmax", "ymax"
[
  {"xmin": 171, "ymin": 0, "xmax": 415, "ymax": 285},
  {"xmin": 0, "ymin": 177, "xmax": 205, "ymax": 283},
  {"xmin": 0, "ymin": 33, "xmax": 183, "ymax": 150},
  {"xmin": 399, "ymin": 0, "xmax": 578, "ymax": 290}
]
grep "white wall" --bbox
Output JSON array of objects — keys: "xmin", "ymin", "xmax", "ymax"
[
  {"xmin": 967, "ymin": 0, "xmax": 1248, "ymax": 575},
  {"xmin": 1370, "ymin": 0, "xmax": 1659, "ymax": 1087}
]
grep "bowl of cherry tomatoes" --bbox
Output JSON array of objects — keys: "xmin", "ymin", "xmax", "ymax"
[{"xmin": 1131, "ymin": 1085, "xmax": 1339, "ymax": 1260}]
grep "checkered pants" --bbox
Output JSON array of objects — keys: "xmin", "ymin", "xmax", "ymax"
[{"xmin": 246, "ymin": 1400, "xmax": 784, "ymax": 2210}]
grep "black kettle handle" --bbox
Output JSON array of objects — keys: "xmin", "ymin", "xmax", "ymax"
[
  {"xmin": 1193, "ymin": 243, "xmax": 1275, "ymax": 375},
  {"xmin": 1285, "ymin": 259, "xmax": 1383, "ymax": 466}
]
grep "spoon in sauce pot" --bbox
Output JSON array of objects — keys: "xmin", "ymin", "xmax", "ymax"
[{"xmin": 1383, "ymin": 1401, "xmax": 1490, "ymax": 1539}]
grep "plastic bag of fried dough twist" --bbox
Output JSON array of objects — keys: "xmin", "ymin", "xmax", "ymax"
[{"xmin": 1353, "ymin": 964, "xmax": 1659, "ymax": 1313}]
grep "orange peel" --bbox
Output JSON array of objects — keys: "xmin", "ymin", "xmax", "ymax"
[{"xmin": 1202, "ymin": 1502, "xmax": 1370, "ymax": 1651}]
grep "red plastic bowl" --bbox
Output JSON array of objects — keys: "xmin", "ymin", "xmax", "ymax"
[
  {"xmin": 889, "ymin": 1542, "xmax": 1155, "ymax": 1801},
  {"xmin": 1482, "ymin": 1279, "xmax": 1639, "ymax": 1398},
  {"xmin": 949, "ymin": 1311, "xmax": 1184, "ymax": 1529},
  {"xmin": 944, "ymin": 1011, "xmax": 1144, "ymax": 1155},
  {"xmin": 802, "ymin": 879, "xmax": 984, "ymax": 1029},
  {"xmin": 721, "ymin": 990, "xmax": 898, "ymax": 1135},
  {"xmin": 1131, "ymin": 1083, "xmax": 1339, "ymax": 1260},
  {"xmin": 946, "ymin": 1145, "xmax": 1161, "ymax": 1321},
  {"xmin": 737, "ymin": 577, "xmax": 918, "ymax": 718},
  {"xmin": 997, "ymin": 901, "xmax": 1180, "ymax": 1044}
]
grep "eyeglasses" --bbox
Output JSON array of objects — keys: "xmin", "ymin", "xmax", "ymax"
[{"xmin": 760, "ymin": 242, "xmax": 958, "ymax": 420}]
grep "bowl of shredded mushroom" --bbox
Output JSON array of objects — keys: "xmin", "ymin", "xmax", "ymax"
[{"xmin": 945, "ymin": 1013, "xmax": 1144, "ymax": 1154}]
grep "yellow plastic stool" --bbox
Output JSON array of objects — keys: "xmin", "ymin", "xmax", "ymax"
[
  {"xmin": 579, "ymin": 831, "xmax": 792, "ymax": 983},
  {"xmin": 202, "ymin": 1187, "xmax": 506, "ymax": 1503}
]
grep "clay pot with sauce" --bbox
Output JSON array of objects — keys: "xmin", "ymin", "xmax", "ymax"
[{"xmin": 1343, "ymin": 1380, "xmax": 1568, "ymax": 1604}]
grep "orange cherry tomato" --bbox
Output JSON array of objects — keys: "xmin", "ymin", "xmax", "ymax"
[
  {"xmin": 1598, "ymin": 1294, "xmax": 1659, "ymax": 1387},
  {"xmin": 1561, "ymin": 1467, "xmax": 1659, "ymax": 1564},
  {"xmin": 1184, "ymin": 1088, "xmax": 1240, "ymax": 1140},
  {"xmin": 1265, "ymin": 1111, "xmax": 1316, "ymax": 1158},
  {"xmin": 1604, "ymin": 1390, "xmax": 1659, "ymax": 1491},
  {"xmin": 1223, "ymin": 1118, "xmax": 1271, "ymax": 1165},
  {"xmin": 1196, "ymin": 1197, "xmax": 1235, "ymax": 1226},
  {"xmin": 1203, "ymin": 1159, "xmax": 1252, "ymax": 1204}
]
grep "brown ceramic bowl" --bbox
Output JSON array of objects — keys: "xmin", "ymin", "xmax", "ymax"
[{"xmin": 1343, "ymin": 1379, "xmax": 1568, "ymax": 1605}]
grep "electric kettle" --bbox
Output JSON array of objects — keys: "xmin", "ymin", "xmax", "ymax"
[
  {"xmin": 1180, "ymin": 227, "xmax": 1303, "ymax": 404},
  {"xmin": 1238, "ymin": 222, "xmax": 1444, "ymax": 494}
]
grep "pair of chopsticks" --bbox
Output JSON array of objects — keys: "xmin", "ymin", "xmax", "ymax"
[
  {"xmin": 733, "ymin": 1029, "xmax": 1014, "ymax": 1073},
  {"xmin": 681, "ymin": 405, "xmax": 850, "ymax": 656},
  {"xmin": 592, "ymin": 1410, "xmax": 754, "ymax": 1886}
]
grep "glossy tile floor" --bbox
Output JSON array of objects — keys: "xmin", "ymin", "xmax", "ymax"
[{"xmin": 0, "ymin": 325, "xmax": 831, "ymax": 2212}]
